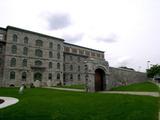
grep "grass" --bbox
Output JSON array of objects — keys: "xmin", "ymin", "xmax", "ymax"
[
  {"xmin": 57, "ymin": 84, "xmax": 85, "ymax": 89},
  {"xmin": 111, "ymin": 82, "xmax": 159, "ymax": 92},
  {"xmin": 0, "ymin": 88, "xmax": 158, "ymax": 120}
]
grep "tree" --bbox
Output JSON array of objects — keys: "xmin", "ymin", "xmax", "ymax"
[{"xmin": 147, "ymin": 64, "xmax": 160, "ymax": 78}]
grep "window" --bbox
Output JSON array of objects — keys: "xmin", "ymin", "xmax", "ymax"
[
  {"xmin": 57, "ymin": 52, "xmax": 60, "ymax": 59},
  {"xmin": 35, "ymin": 49, "xmax": 43, "ymax": 57},
  {"xmin": 70, "ymin": 74, "xmax": 73, "ymax": 80},
  {"xmin": 10, "ymin": 58, "xmax": 16, "ymax": 67},
  {"xmin": 23, "ymin": 47, "xmax": 28, "ymax": 55},
  {"xmin": 57, "ymin": 63, "xmax": 60, "ymax": 69},
  {"xmin": 0, "ymin": 58, "xmax": 2, "ymax": 67},
  {"xmin": 49, "ymin": 51, "xmax": 53, "ymax": 58},
  {"xmin": 35, "ymin": 60, "xmax": 42, "ymax": 66},
  {"xmin": 13, "ymin": 34, "xmax": 17, "ymax": 42},
  {"xmin": 57, "ymin": 44, "xmax": 61, "ymax": 50},
  {"xmin": 22, "ymin": 59, "xmax": 27, "ymax": 67},
  {"xmin": 49, "ymin": 42, "xmax": 53, "ymax": 49},
  {"xmin": 63, "ymin": 64, "xmax": 65, "ymax": 71},
  {"xmin": 24, "ymin": 37, "xmax": 28, "ymax": 44},
  {"xmin": 72, "ymin": 48, "xmax": 77, "ymax": 54},
  {"xmin": 11, "ymin": 45, "xmax": 17, "ymax": 54},
  {"xmin": 79, "ymin": 50, "xmax": 84, "ymax": 55},
  {"xmin": 0, "ymin": 45, "xmax": 2, "ymax": 54},
  {"xmin": 77, "ymin": 57, "xmax": 80, "ymax": 62},
  {"xmin": 84, "ymin": 65, "xmax": 88, "ymax": 71},
  {"xmin": 22, "ymin": 72, "xmax": 27, "ymax": 81},
  {"xmin": 78, "ymin": 74, "xmax": 81, "ymax": 81},
  {"xmin": 64, "ymin": 47, "xmax": 70, "ymax": 52},
  {"xmin": 70, "ymin": 56, "xmax": 72, "ymax": 61},
  {"xmin": 36, "ymin": 40, "xmax": 43, "ymax": 46},
  {"xmin": 78, "ymin": 66, "xmax": 80, "ymax": 71},
  {"xmin": 0, "ymin": 34, "xmax": 3, "ymax": 40},
  {"xmin": 49, "ymin": 62, "xmax": 52, "ymax": 68},
  {"xmin": 85, "ymin": 51, "xmax": 90, "ymax": 56},
  {"xmin": 70, "ymin": 65, "xmax": 73, "ymax": 71},
  {"xmin": 57, "ymin": 73, "xmax": 60, "ymax": 80},
  {"xmin": 48, "ymin": 73, "xmax": 52, "ymax": 80},
  {"xmin": 10, "ymin": 71, "xmax": 15, "ymax": 80}
]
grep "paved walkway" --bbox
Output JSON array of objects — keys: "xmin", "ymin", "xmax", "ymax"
[
  {"xmin": 45, "ymin": 87, "xmax": 85, "ymax": 92},
  {"xmin": 0, "ymin": 97, "xmax": 19, "ymax": 109},
  {"xmin": 100, "ymin": 91, "xmax": 159, "ymax": 97}
]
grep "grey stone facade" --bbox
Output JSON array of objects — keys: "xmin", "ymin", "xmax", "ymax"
[{"xmin": 0, "ymin": 26, "xmax": 110, "ymax": 91}]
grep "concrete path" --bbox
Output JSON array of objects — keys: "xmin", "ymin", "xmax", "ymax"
[
  {"xmin": 100, "ymin": 91, "xmax": 159, "ymax": 97},
  {"xmin": 45, "ymin": 87, "xmax": 85, "ymax": 92},
  {"xmin": 0, "ymin": 97, "xmax": 19, "ymax": 109}
]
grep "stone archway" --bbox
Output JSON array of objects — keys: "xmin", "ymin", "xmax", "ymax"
[{"xmin": 95, "ymin": 68, "xmax": 105, "ymax": 91}]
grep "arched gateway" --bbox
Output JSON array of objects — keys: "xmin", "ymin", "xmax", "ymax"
[{"xmin": 95, "ymin": 68, "xmax": 106, "ymax": 91}]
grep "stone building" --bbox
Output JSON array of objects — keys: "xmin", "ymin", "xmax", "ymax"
[{"xmin": 0, "ymin": 26, "xmax": 109, "ymax": 92}]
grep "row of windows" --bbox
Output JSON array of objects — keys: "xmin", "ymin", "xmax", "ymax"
[
  {"xmin": 10, "ymin": 58, "xmax": 61, "ymax": 69},
  {"xmin": 0, "ymin": 45, "xmax": 3, "ymax": 54},
  {"xmin": 11, "ymin": 45, "xmax": 61, "ymax": 59},
  {"xmin": 63, "ymin": 74, "xmax": 81, "ymax": 81},
  {"xmin": 64, "ymin": 46, "xmax": 104, "ymax": 58},
  {"xmin": 12, "ymin": 34, "xmax": 61, "ymax": 49},
  {"xmin": 10, "ymin": 71, "xmax": 61, "ymax": 80},
  {"xmin": 64, "ymin": 64, "xmax": 81, "ymax": 71}
]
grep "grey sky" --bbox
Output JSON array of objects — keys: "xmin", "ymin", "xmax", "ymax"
[{"xmin": 0, "ymin": 0, "xmax": 160, "ymax": 72}]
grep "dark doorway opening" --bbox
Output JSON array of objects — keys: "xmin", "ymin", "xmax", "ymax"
[
  {"xmin": 95, "ymin": 69, "xmax": 105, "ymax": 91},
  {"xmin": 34, "ymin": 72, "xmax": 42, "ymax": 81}
]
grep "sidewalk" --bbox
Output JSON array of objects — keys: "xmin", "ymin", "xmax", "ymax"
[
  {"xmin": 100, "ymin": 91, "xmax": 159, "ymax": 97},
  {"xmin": 44, "ymin": 87, "xmax": 85, "ymax": 92}
]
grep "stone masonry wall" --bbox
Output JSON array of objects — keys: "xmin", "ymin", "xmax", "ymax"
[{"xmin": 108, "ymin": 67, "xmax": 147, "ymax": 89}]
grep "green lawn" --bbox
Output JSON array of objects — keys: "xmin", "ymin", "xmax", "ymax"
[
  {"xmin": 57, "ymin": 84, "xmax": 85, "ymax": 89},
  {"xmin": 111, "ymin": 82, "xmax": 159, "ymax": 92},
  {"xmin": 0, "ymin": 88, "xmax": 158, "ymax": 120}
]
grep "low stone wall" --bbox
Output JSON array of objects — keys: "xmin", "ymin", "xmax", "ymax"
[{"xmin": 107, "ymin": 67, "xmax": 147, "ymax": 90}]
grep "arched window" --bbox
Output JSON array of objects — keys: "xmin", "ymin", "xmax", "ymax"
[
  {"xmin": 49, "ymin": 42, "xmax": 53, "ymax": 49},
  {"xmin": 0, "ymin": 58, "xmax": 2, "ymax": 67},
  {"xmin": 78, "ymin": 74, "xmax": 81, "ymax": 81},
  {"xmin": 10, "ymin": 71, "xmax": 15, "ymax": 80},
  {"xmin": 0, "ymin": 45, "xmax": 3, "ymax": 54},
  {"xmin": 23, "ymin": 47, "xmax": 28, "ymax": 55},
  {"xmin": 34, "ymin": 72, "xmax": 42, "ymax": 81},
  {"xmin": 36, "ymin": 40, "xmax": 43, "ymax": 46},
  {"xmin": 78, "ymin": 66, "xmax": 80, "ymax": 71},
  {"xmin": 57, "ymin": 52, "xmax": 60, "ymax": 59},
  {"xmin": 35, "ymin": 49, "xmax": 43, "ymax": 57},
  {"xmin": 57, "ymin": 63, "xmax": 60, "ymax": 69},
  {"xmin": 11, "ymin": 45, "xmax": 17, "ymax": 54},
  {"xmin": 22, "ymin": 72, "xmax": 27, "ymax": 81},
  {"xmin": 70, "ymin": 74, "xmax": 73, "ymax": 80},
  {"xmin": 49, "ymin": 51, "xmax": 53, "ymax": 58},
  {"xmin": 57, "ymin": 44, "xmax": 61, "ymax": 50},
  {"xmin": 57, "ymin": 73, "xmax": 60, "ymax": 80},
  {"xmin": 48, "ymin": 73, "xmax": 52, "ymax": 80},
  {"xmin": 49, "ymin": 62, "xmax": 52, "ymax": 68},
  {"xmin": 70, "ymin": 65, "xmax": 73, "ymax": 71},
  {"xmin": 10, "ymin": 58, "xmax": 16, "ymax": 67},
  {"xmin": 13, "ymin": 34, "xmax": 17, "ymax": 42},
  {"xmin": 24, "ymin": 37, "xmax": 28, "ymax": 44},
  {"xmin": 35, "ymin": 60, "xmax": 42, "ymax": 66},
  {"xmin": 22, "ymin": 59, "xmax": 27, "ymax": 67}
]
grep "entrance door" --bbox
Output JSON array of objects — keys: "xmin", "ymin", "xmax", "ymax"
[
  {"xmin": 34, "ymin": 73, "xmax": 42, "ymax": 81},
  {"xmin": 95, "ymin": 69, "xmax": 104, "ymax": 91}
]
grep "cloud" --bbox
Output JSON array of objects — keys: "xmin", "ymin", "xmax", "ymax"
[
  {"xmin": 95, "ymin": 33, "xmax": 117, "ymax": 43},
  {"xmin": 62, "ymin": 33, "xmax": 84, "ymax": 43},
  {"xmin": 116, "ymin": 56, "xmax": 132, "ymax": 67},
  {"xmin": 47, "ymin": 13, "xmax": 72, "ymax": 30}
]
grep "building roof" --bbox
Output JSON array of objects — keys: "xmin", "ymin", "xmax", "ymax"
[
  {"xmin": 6, "ymin": 26, "xmax": 64, "ymax": 41},
  {"xmin": 64, "ymin": 42, "xmax": 105, "ymax": 53}
]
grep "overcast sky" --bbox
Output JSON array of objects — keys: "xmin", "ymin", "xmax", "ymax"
[{"xmin": 0, "ymin": 0, "xmax": 160, "ymax": 72}]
